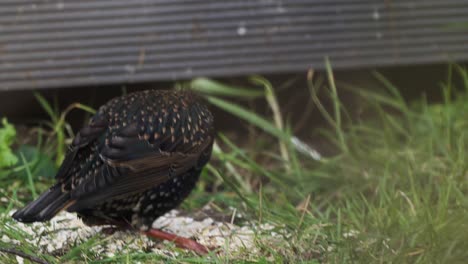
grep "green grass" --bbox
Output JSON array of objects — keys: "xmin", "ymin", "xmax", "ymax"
[{"xmin": 1, "ymin": 65, "xmax": 468, "ymax": 263}]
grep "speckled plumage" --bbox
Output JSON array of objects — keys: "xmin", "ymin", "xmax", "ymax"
[{"xmin": 13, "ymin": 90, "xmax": 214, "ymax": 231}]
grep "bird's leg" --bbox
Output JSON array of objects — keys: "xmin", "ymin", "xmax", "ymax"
[
  {"xmin": 81, "ymin": 216, "xmax": 131, "ymax": 235},
  {"xmin": 84, "ymin": 215, "xmax": 210, "ymax": 254},
  {"xmin": 143, "ymin": 228, "xmax": 209, "ymax": 255}
]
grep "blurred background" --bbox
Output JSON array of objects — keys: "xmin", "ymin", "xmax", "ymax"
[
  {"xmin": 2, "ymin": 1, "xmax": 468, "ymax": 122},
  {"xmin": 1, "ymin": 1, "xmax": 468, "ymax": 263}
]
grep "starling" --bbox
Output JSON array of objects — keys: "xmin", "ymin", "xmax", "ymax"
[{"xmin": 13, "ymin": 89, "xmax": 214, "ymax": 254}]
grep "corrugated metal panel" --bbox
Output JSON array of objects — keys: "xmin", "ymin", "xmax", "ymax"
[{"xmin": 1, "ymin": 0, "xmax": 468, "ymax": 90}]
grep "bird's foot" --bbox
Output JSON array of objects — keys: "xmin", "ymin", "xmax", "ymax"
[{"xmin": 143, "ymin": 229, "xmax": 211, "ymax": 255}]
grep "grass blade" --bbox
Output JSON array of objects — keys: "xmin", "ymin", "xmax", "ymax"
[
  {"xmin": 205, "ymin": 96, "xmax": 289, "ymax": 141},
  {"xmin": 250, "ymin": 75, "xmax": 290, "ymax": 166},
  {"xmin": 19, "ymin": 152, "xmax": 37, "ymax": 199},
  {"xmin": 34, "ymin": 93, "xmax": 57, "ymax": 124},
  {"xmin": 191, "ymin": 78, "xmax": 264, "ymax": 98},
  {"xmin": 325, "ymin": 57, "xmax": 348, "ymax": 153}
]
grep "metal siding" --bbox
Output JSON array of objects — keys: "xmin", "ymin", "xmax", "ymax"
[{"xmin": 1, "ymin": 0, "xmax": 468, "ymax": 90}]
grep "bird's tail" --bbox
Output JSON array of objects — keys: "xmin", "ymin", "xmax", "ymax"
[{"xmin": 12, "ymin": 184, "xmax": 73, "ymax": 223}]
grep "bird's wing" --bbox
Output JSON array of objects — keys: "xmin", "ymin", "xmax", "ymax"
[
  {"xmin": 12, "ymin": 116, "xmax": 110, "ymax": 222},
  {"xmin": 67, "ymin": 122, "xmax": 212, "ymax": 212},
  {"xmin": 55, "ymin": 116, "xmax": 108, "ymax": 181}
]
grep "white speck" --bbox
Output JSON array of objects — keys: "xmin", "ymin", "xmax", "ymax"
[
  {"xmin": 237, "ymin": 25, "xmax": 247, "ymax": 36},
  {"xmin": 376, "ymin": 32, "xmax": 383, "ymax": 39},
  {"xmin": 260, "ymin": 223, "xmax": 275, "ymax": 230},
  {"xmin": 0, "ymin": 197, "xmax": 8, "ymax": 202},
  {"xmin": 124, "ymin": 65, "xmax": 136, "ymax": 74},
  {"xmin": 56, "ymin": 2, "xmax": 65, "ymax": 10},
  {"xmin": 144, "ymin": 204, "xmax": 154, "ymax": 213},
  {"xmin": 15, "ymin": 256, "xmax": 24, "ymax": 264},
  {"xmin": 290, "ymin": 136, "xmax": 321, "ymax": 160},
  {"xmin": 276, "ymin": 6, "xmax": 286, "ymax": 13},
  {"xmin": 343, "ymin": 229, "xmax": 360, "ymax": 238},
  {"xmin": 372, "ymin": 9, "xmax": 380, "ymax": 20},
  {"xmin": 2, "ymin": 235, "xmax": 11, "ymax": 243}
]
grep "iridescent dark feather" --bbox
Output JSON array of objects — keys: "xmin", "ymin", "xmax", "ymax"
[{"xmin": 13, "ymin": 90, "xmax": 214, "ymax": 230}]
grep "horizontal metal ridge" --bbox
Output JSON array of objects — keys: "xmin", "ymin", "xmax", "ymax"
[
  {"xmin": 3, "ymin": 8, "xmax": 468, "ymax": 37},
  {"xmin": 1, "ymin": 0, "xmax": 468, "ymax": 90},
  {"xmin": 3, "ymin": 42, "xmax": 466, "ymax": 80},
  {"xmin": 1, "ymin": 28, "xmax": 463, "ymax": 63},
  {"xmin": 2, "ymin": 33, "xmax": 467, "ymax": 74}
]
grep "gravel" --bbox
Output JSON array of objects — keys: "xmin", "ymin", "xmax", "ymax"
[{"xmin": 2, "ymin": 208, "xmax": 283, "ymax": 259}]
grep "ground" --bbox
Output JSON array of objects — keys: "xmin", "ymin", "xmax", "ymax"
[{"xmin": 0, "ymin": 67, "xmax": 468, "ymax": 263}]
